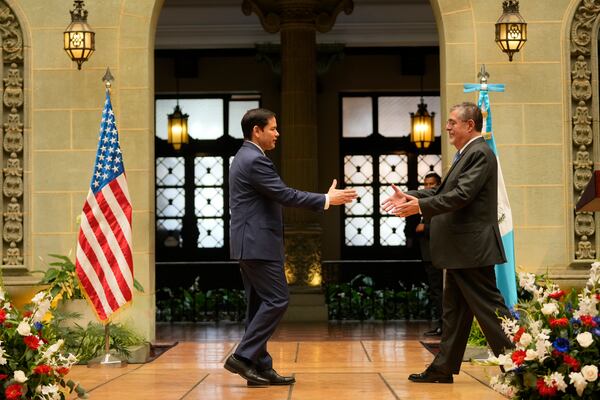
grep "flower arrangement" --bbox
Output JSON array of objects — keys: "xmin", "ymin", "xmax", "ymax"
[
  {"xmin": 0, "ymin": 288, "xmax": 86, "ymax": 399},
  {"xmin": 488, "ymin": 263, "xmax": 600, "ymax": 399}
]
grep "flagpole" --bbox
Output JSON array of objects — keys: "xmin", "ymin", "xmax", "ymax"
[{"xmin": 87, "ymin": 68, "xmax": 127, "ymax": 368}]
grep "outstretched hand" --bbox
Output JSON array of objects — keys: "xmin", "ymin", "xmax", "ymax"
[
  {"xmin": 327, "ymin": 179, "xmax": 358, "ymax": 205},
  {"xmin": 381, "ymin": 184, "xmax": 420, "ymax": 217}
]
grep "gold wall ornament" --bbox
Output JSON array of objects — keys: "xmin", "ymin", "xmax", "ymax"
[
  {"xmin": 284, "ymin": 228, "xmax": 322, "ymax": 286},
  {"xmin": 64, "ymin": 0, "xmax": 95, "ymax": 69},
  {"xmin": 495, "ymin": 0, "xmax": 527, "ymax": 61}
]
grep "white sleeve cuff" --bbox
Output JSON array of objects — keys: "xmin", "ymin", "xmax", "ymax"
[{"xmin": 324, "ymin": 194, "xmax": 330, "ymax": 210}]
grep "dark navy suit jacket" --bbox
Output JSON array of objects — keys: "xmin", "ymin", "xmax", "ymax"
[{"xmin": 229, "ymin": 141, "xmax": 325, "ymax": 262}]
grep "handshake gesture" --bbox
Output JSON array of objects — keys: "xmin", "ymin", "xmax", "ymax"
[
  {"xmin": 381, "ymin": 184, "xmax": 420, "ymax": 218},
  {"xmin": 327, "ymin": 179, "xmax": 358, "ymax": 205}
]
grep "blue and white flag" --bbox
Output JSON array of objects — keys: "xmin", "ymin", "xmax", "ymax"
[{"xmin": 464, "ymin": 81, "xmax": 518, "ymax": 308}]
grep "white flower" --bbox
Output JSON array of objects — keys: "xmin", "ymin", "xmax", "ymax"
[
  {"xmin": 577, "ymin": 331, "xmax": 594, "ymax": 348},
  {"xmin": 519, "ymin": 332, "xmax": 532, "ymax": 347},
  {"xmin": 33, "ymin": 299, "xmax": 51, "ymax": 323},
  {"xmin": 0, "ymin": 289, "xmax": 5, "ymax": 302},
  {"xmin": 569, "ymin": 372, "xmax": 588, "ymax": 396},
  {"xmin": 588, "ymin": 262, "xmax": 600, "ymax": 286},
  {"xmin": 581, "ymin": 365, "xmax": 598, "ymax": 382},
  {"xmin": 31, "ymin": 291, "xmax": 46, "ymax": 304},
  {"xmin": 42, "ymin": 339, "xmax": 64, "ymax": 359},
  {"xmin": 541, "ymin": 302, "xmax": 559, "ymax": 316},
  {"xmin": 519, "ymin": 272, "xmax": 536, "ymax": 291},
  {"xmin": 14, "ymin": 370, "xmax": 28, "ymax": 383},
  {"xmin": 547, "ymin": 372, "xmax": 567, "ymax": 392},
  {"xmin": 525, "ymin": 349, "xmax": 538, "ymax": 361},
  {"xmin": 496, "ymin": 354, "xmax": 514, "ymax": 370},
  {"xmin": 17, "ymin": 320, "xmax": 31, "ymax": 336},
  {"xmin": 0, "ymin": 346, "xmax": 7, "ymax": 365}
]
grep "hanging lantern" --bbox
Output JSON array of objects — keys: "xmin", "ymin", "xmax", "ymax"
[
  {"xmin": 167, "ymin": 104, "xmax": 189, "ymax": 150},
  {"xmin": 64, "ymin": 0, "xmax": 95, "ymax": 70},
  {"xmin": 410, "ymin": 98, "xmax": 435, "ymax": 149},
  {"xmin": 495, "ymin": 0, "xmax": 527, "ymax": 62}
]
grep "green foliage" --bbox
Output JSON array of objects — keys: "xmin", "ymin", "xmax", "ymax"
[{"xmin": 467, "ymin": 318, "xmax": 488, "ymax": 347}]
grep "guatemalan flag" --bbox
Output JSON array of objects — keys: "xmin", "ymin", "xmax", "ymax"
[
  {"xmin": 75, "ymin": 89, "xmax": 134, "ymax": 322},
  {"xmin": 464, "ymin": 80, "xmax": 518, "ymax": 308}
]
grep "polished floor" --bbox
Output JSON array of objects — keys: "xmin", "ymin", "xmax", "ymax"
[{"xmin": 67, "ymin": 322, "xmax": 506, "ymax": 399}]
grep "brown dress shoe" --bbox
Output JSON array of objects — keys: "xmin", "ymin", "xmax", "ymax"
[
  {"xmin": 224, "ymin": 354, "xmax": 269, "ymax": 386},
  {"xmin": 247, "ymin": 368, "xmax": 296, "ymax": 387},
  {"xmin": 408, "ymin": 369, "xmax": 453, "ymax": 383}
]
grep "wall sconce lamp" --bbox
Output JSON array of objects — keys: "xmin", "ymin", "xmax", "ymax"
[
  {"xmin": 167, "ymin": 101, "xmax": 189, "ymax": 151},
  {"xmin": 410, "ymin": 98, "xmax": 435, "ymax": 149},
  {"xmin": 495, "ymin": 0, "xmax": 527, "ymax": 62},
  {"xmin": 64, "ymin": 0, "xmax": 95, "ymax": 69}
]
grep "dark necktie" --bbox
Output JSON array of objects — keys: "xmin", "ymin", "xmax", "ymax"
[{"xmin": 452, "ymin": 152, "xmax": 461, "ymax": 166}]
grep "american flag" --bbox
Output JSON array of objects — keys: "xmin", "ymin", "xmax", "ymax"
[{"xmin": 76, "ymin": 89, "xmax": 133, "ymax": 322}]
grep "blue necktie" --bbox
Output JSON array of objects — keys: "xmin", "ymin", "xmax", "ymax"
[{"xmin": 452, "ymin": 152, "xmax": 461, "ymax": 166}]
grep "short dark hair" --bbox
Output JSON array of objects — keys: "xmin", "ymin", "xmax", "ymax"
[
  {"xmin": 241, "ymin": 108, "xmax": 276, "ymax": 140},
  {"xmin": 450, "ymin": 102, "xmax": 483, "ymax": 132},
  {"xmin": 424, "ymin": 172, "xmax": 441, "ymax": 184}
]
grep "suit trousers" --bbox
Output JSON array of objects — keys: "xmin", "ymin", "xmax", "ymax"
[
  {"xmin": 424, "ymin": 261, "xmax": 443, "ymax": 326},
  {"xmin": 430, "ymin": 266, "xmax": 513, "ymax": 374},
  {"xmin": 235, "ymin": 259, "xmax": 289, "ymax": 370}
]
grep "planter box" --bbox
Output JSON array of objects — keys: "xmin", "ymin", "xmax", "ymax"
[{"xmin": 462, "ymin": 345, "xmax": 489, "ymax": 361}]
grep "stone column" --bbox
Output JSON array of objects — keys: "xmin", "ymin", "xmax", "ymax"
[{"xmin": 242, "ymin": 0, "xmax": 353, "ymax": 287}]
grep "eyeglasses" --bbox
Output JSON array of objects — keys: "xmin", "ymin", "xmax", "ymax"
[{"xmin": 446, "ymin": 119, "xmax": 471, "ymax": 127}]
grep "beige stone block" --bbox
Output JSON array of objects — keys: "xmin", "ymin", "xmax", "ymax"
[
  {"xmin": 71, "ymin": 192, "xmax": 88, "ymax": 231},
  {"xmin": 71, "ymin": 69, "xmax": 111, "ymax": 109},
  {"xmin": 490, "ymin": 104, "xmax": 523, "ymax": 145},
  {"xmin": 445, "ymin": 83, "xmax": 471, "ymax": 106},
  {"xmin": 471, "ymin": 0, "xmax": 570, "ymax": 23},
  {"xmin": 522, "ymin": 23, "xmax": 561, "ymax": 62},
  {"xmin": 33, "ymin": 110, "xmax": 71, "ymax": 150},
  {"xmin": 526, "ymin": 186, "xmax": 566, "ymax": 227},
  {"xmin": 73, "ymin": 109, "xmax": 103, "ymax": 149},
  {"xmin": 437, "ymin": 0, "xmax": 471, "ymax": 14},
  {"xmin": 132, "ymin": 212, "xmax": 152, "ymax": 257},
  {"xmin": 33, "ymin": 193, "xmax": 71, "ymax": 233},
  {"xmin": 85, "ymin": 0, "xmax": 121, "ymax": 27},
  {"xmin": 514, "ymin": 227, "xmax": 568, "ymax": 269},
  {"xmin": 506, "ymin": 186, "xmax": 525, "ymax": 227},
  {"xmin": 32, "ymin": 29, "xmax": 72, "ymax": 69},
  {"xmin": 33, "ymin": 150, "xmax": 95, "ymax": 191},
  {"xmin": 523, "ymin": 104, "xmax": 563, "ymax": 144},
  {"xmin": 487, "ymin": 63, "xmax": 562, "ymax": 103},
  {"xmin": 32, "ymin": 234, "xmax": 79, "ymax": 265},
  {"xmin": 33, "ymin": 70, "xmax": 74, "ymax": 109},
  {"xmin": 123, "ymin": 0, "xmax": 161, "ymax": 18},
  {"xmin": 118, "ymin": 88, "xmax": 151, "ymax": 130},
  {"xmin": 119, "ymin": 14, "xmax": 150, "ymax": 48},
  {"xmin": 119, "ymin": 48, "xmax": 150, "ymax": 88},
  {"xmin": 445, "ymin": 43, "xmax": 476, "ymax": 84},
  {"xmin": 443, "ymin": 10, "xmax": 475, "ymax": 44},
  {"xmin": 125, "ymin": 169, "xmax": 153, "ymax": 212},
  {"xmin": 119, "ymin": 130, "xmax": 152, "ymax": 170},
  {"xmin": 475, "ymin": 22, "xmax": 511, "ymax": 63},
  {"xmin": 499, "ymin": 145, "xmax": 563, "ymax": 185},
  {"xmin": 84, "ymin": 28, "xmax": 119, "ymax": 71},
  {"xmin": 18, "ymin": 1, "xmax": 70, "ymax": 28}
]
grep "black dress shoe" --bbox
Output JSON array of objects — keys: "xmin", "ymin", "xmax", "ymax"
[
  {"xmin": 408, "ymin": 369, "xmax": 453, "ymax": 383},
  {"xmin": 224, "ymin": 354, "xmax": 269, "ymax": 386},
  {"xmin": 423, "ymin": 327, "xmax": 442, "ymax": 337},
  {"xmin": 247, "ymin": 368, "xmax": 296, "ymax": 387}
]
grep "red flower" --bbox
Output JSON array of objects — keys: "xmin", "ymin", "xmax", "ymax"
[
  {"xmin": 580, "ymin": 315, "xmax": 597, "ymax": 327},
  {"xmin": 55, "ymin": 366, "xmax": 70, "ymax": 376},
  {"xmin": 536, "ymin": 378, "xmax": 557, "ymax": 397},
  {"xmin": 511, "ymin": 349, "xmax": 527, "ymax": 366},
  {"xmin": 562, "ymin": 354, "xmax": 580, "ymax": 371},
  {"xmin": 0, "ymin": 309, "xmax": 6, "ymax": 324},
  {"xmin": 549, "ymin": 318, "xmax": 569, "ymax": 328},
  {"xmin": 34, "ymin": 364, "xmax": 52, "ymax": 375},
  {"xmin": 513, "ymin": 327, "xmax": 525, "ymax": 343},
  {"xmin": 5, "ymin": 384, "xmax": 23, "ymax": 400},
  {"xmin": 23, "ymin": 311, "xmax": 32, "ymax": 318},
  {"xmin": 0, "ymin": 374, "xmax": 8, "ymax": 380},
  {"xmin": 23, "ymin": 335, "xmax": 40, "ymax": 350},
  {"xmin": 548, "ymin": 290, "xmax": 566, "ymax": 299}
]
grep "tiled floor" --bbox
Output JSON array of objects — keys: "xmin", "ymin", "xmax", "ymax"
[{"xmin": 67, "ymin": 322, "xmax": 506, "ymax": 399}]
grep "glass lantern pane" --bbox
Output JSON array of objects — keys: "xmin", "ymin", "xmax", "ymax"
[
  {"xmin": 345, "ymin": 186, "xmax": 373, "ymax": 216},
  {"xmin": 157, "ymin": 218, "xmax": 182, "ymax": 248},
  {"xmin": 156, "ymin": 157, "xmax": 185, "ymax": 186},
  {"xmin": 342, "ymin": 97, "xmax": 373, "ymax": 137},
  {"xmin": 195, "ymin": 157, "xmax": 223, "ymax": 186},
  {"xmin": 418, "ymin": 154, "xmax": 443, "ymax": 183},
  {"xmin": 156, "ymin": 99, "xmax": 224, "ymax": 140},
  {"xmin": 156, "ymin": 188, "xmax": 185, "ymax": 217},
  {"xmin": 344, "ymin": 217, "xmax": 374, "ymax": 246},
  {"xmin": 197, "ymin": 218, "xmax": 224, "ymax": 248},
  {"xmin": 380, "ymin": 217, "xmax": 406, "ymax": 246},
  {"xmin": 229, "ymin": 100, "xmax": 260, "ymax": 139},
  {"xmin": 344, "ymin": 155, "xmax": 373, "ymax": 184},
  {"xmin": 195, "ymin": 188, "xmax": 224, "ymax": 217},
  {"xmin": 379, "ymin": 154, "xmax": 408, "ymax": 184}
]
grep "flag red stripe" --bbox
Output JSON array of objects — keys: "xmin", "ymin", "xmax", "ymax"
[
  {"xmin": 105, "ymin": 180, "xmax": 133, "ymax": 273},
  {"xmin": 75, "ymin": 242, "xmax": 108, "ymax": 321}
]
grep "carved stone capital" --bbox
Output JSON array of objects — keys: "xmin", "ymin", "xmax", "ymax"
[
  {"xmin": 242, "ymin": 0, "xmax": 354, "ymax": 33},
  {"xmin": 284, "ymin": 225, "xmax": 322, "ymax": 286}
]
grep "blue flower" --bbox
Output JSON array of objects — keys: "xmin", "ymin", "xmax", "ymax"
[
  {"xmin": 570, "ymin": 317, "xmax": 581, "ymax": 329},
  {"xmin": 33, "ymin": 321, "xmax": 43, "ymax": 331},
  {"xmin": 510, "ymin": 308, "xmax": 520, "ymax": 320},
  {"xmin": 592, "ymin": 327, "xmax": 600, "ymax": 337},
  {"xmin": 593, "ymin": 316, "xmax": 600, "ymax": 326},
  {"xmin": 552, "ymin": 337, "xmax": 570, "ymax": 353}
]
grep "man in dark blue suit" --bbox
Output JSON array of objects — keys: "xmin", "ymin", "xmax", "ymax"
[{"xmin": 224, "ymin": 108, "xmax": 357, "ymax": 386}]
